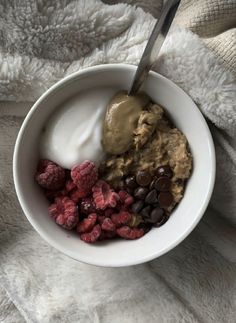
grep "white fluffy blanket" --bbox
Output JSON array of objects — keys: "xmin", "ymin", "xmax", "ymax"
[{"xmin": 0, "ymin": 1, "xmax": 236, "ymax": 322}]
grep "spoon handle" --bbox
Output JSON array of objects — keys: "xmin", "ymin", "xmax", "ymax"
[{"xmin": 128, "ymin": 0, "xmax": 181, "ymax": 96}]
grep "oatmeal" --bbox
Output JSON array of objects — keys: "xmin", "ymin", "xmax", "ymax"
[{"xmin": 100, "ymin": 92, "xmax": 192, "ymax": 212}]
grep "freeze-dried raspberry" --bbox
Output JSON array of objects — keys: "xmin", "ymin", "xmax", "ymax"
[
  {"xmin": 92, "ymin": 180, "xmax": 119, "ymax": 210},
  {"xmin": 71, "ymin": 160, "xmax": 98, "ymax": 192},
  {"xmin": 70, "ymin": 188, "xmax": 88, "ymax": 203},
  {"xmin": 80, "ymin": 197, "xmax": 96, "ymax": 215},
  {"xmin": 65, "ymin": 179, "xmax": 77, "ymax": 192},
  {"xmin": 76, "ymin": 213, "xmax": 97, "ymax": 233},
  {"xmin": 44, "ymin": 188, "xmax": 67, "ymax": 202},
  {"xmin": 35, "ymin": 159, "xmax": 66, "ymax": 190},
  {"xmin": 80, "ymin": 224, "xmax": 101, "ymax": 243},
  {"xmin": 116, "ymin": 226, "xmax": 145, "ymax": 239},
  {"xmin": 101, "ymin": 218, "xmax": 116, "ymax": 232},
  {"xmin": 48, "ymin": 197, "xmax": 78, "ymax": 230},
  {"xmin": 118, "ymin": 190, "xmax": 134, "ymax": 207},
  {"xmin": 111, "ymin": 211, "xmax": 132, "ymax": 227}
]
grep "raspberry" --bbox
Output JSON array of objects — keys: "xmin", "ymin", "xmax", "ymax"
[
  {"xmin": 116, "ymin": 226, "xmax": 145, "ymax": 240},
  {"xmin": 76, "ymin": 213, "xmax": 97, "ymax": 233},
  {"xmin": 71, "ymin": 160, "xmax": 98, "ymax": 192},
  {"xmin": 80, "ymin": 224, "xmax": 101, "ymax": 243},
  {"xmin": 101, "ymin": 218, "xmax": 116, "ymax": 232},
  {"xmin": 92, "ymin": 180, "xmax": 119, "ymax": 210},
  {"xmin": 111, "ymin": 211, "xmax": 132, "ymax": 227},
  {"xmin": 70, "ymin": 188, "xmax": 88, "ymax": 203},
  {"xmin": 118, "ymin": 190, "xmax": 134, "ymax": 207},
  {"xmin": 35, "ymin": 159, "xmax": 66, "ymax": 190},
  {"xmin": 65, "ymin": 179, "xmax": 77, "ymax": 192},
  {"xmin": 48, "ymin": 197, "xmax": 78, "ymax": 230},
  {"xmin": 79, "ymin": 197, "xmax": 96, "ymax": 215}
]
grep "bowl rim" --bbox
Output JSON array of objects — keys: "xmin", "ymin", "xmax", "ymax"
[{"xmin": 13, "ymin": 63, "xmax": 216, "ymax": 267}]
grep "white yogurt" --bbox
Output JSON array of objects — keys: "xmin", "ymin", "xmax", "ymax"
[{"xmin": 40, "ymin": 87, "xmax": 116, "ymax": 169}]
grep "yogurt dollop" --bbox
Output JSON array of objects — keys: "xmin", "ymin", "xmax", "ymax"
[{"xmin": 40, "ymin": 88, "xmax": 115, "ymax": 169}]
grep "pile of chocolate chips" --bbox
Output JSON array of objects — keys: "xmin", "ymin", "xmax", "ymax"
[{"xmin": 123, "ymin": 165, "xmax": 174, "ymax": 227}]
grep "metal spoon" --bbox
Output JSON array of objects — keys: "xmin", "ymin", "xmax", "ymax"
[{"xmin": 128, "ymin": 0, "xmax": 181, "ymax": 96}]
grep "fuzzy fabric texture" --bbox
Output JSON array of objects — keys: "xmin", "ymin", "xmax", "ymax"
[
  {"xmin": 104, "ymin": 0, "xmax": 236, "ymax": 76},
  {"xmin": 0, "ymin": 0, "xmax": 236, "ymax": 322}
]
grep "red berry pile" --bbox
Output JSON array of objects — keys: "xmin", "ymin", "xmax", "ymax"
[{"xmin": 35, "ymin": 159, "xmax": 149, "ymax": 243}]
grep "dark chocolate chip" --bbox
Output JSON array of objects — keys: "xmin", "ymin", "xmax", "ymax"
[
  {"xmin": 158, "ymin": 192, "xmax": 173, "ymax": 208},
  {"xmin": 155, "ymin": 165, "xmax": 173, "ymax": 178},
  {"xmin": 138, "ymin": 222, "xmax": 152, "ymax": 233},
  {"xmin": 149, "ymin": 177, "xmax": 157, "ymax": 190},
  {"xmin": 140, "ymin": 205, "xmax": 152, "ymax": 219},
  {"xmin": 131, "ymin": 200, "xmax": 144, "ymax": 214},
  {"xmin": 147, "ymin": 207, "xmax": 164, "ymax": 224},
  {"xmin": 126, "ymin": 187, "xmax": 134, "ymax": 195},
  {"xmin": 145, "ymin": 189, "xmax": 158, "ymax": 204},
  {"xmin": 134, "ymin": 187, "xmax": 149, "ymax": 200},
  {"xmin": 153, "ymin": 214, "xmax": 169, "ymax": 227},
  {"xmin": 136, "ymin": 171, "xmax": 152, "ymax": 187},
  {"xmin": 125, "ymin": 176, "xmax": 137, "ymax": 189},
  {"xmin": 155, "ymin": 177, "xmax": 171, "ymax": 191}
]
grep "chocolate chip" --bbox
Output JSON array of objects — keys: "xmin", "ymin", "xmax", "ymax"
[
  {"xmin": 146, "ymin": 207, "xmax": 164, "ymax": 224},
  {"xmin": 155, "ymin": 165, "xmax": 173, "ymax": 178},
  {"xmin": 158, "ymin": 192, "xmax": 173, "ymax": 208},
  {"xmin": 131, "ymin": 200, "xmax": 144, "ymax": 213},
  {"xmin": 145, "ymin": 189, "xmax": 158, "ymax": 204},
  {"xmin": 125, "ymin": 176, "xmax": 137, "ymax": 189},
  {"xmin": 126, "ymin": 187, "xmax": 134, "ymax": 195},
  {"xmin": 138, "ymin": 222, "xmax": 152, "ymax": 233},
  {"xmin": 140, "ymin": 205, "xmax": 152, "ymax": 219},
  {"xmin": 153, "ymin": 214, "xmax": 169, "ymax": 227},
  {"xmin": 155, "ymin": 177, "xmax": 171, "ymax": 191},
  {"xmin": 149, "ymin": 177, "xmax": 157, "ymax": 190},
  {"xmin": 136, "ymin": 171, "xmax": 152, "ymax": 187},
  {"xmin": 134, "ymin": 187, "xmax": 149, "ymax": 200}
]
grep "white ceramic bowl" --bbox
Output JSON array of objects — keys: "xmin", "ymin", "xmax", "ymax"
[{"xmin": 13, "ymin": 64, "xmax": 215, "ymax": 267}]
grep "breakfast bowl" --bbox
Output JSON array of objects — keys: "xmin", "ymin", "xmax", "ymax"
[{"xmin": 13, "ymin": 64, "xmax": 215, "ymax": 267}]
